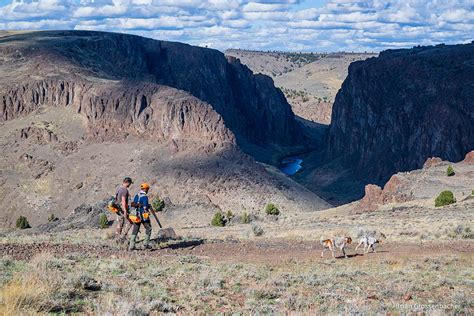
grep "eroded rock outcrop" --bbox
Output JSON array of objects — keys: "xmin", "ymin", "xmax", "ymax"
[
  {"xmin": 327, "ymin": 43, "xmax": 474, "ymax": 184},
  {"xmin": 463, "ymin": 151, "xmax": 474, "ymax": 164},
  {"xmin": 423, "ymin": 157, "xmax": 443, "ymax": 169},
  {"xmin": 19, "ymin": 125, "xmax": 59, "ymax": 144},
  {"xmin": 359, "ymin": 175, "xmax": 412, "ymax": 210},
  {"xmin": 3, "ymin": 79, "xmax": 235, "ymax": 148}
]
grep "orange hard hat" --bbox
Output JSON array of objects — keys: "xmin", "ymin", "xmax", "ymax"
[{"xmin": 140, "ymin": 183, "xmax": 150, "ymax": 190}]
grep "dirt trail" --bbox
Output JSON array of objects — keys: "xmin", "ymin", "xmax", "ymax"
[{"xmin": 1, "ymin": 239, "xmax": 472, "ymax": 263}]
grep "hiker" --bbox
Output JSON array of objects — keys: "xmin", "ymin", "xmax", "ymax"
[
  {"xmin": 115, "ymin": 177, "xmax": 133, "ymax": 243},
  {"xmin": 128, "ymin": 183, "xmax": 155, "ymax": 251}
]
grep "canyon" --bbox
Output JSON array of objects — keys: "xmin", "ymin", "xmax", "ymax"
[{"xmin": 0, "ymin": 30, "xmax": 329, "ymax": 227}]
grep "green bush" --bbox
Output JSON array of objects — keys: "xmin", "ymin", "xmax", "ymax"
[
  {"xmin": 16, "ymin": 216, "xmax": 30, "ymax": 229},
  {"xmin": 99, "ymin": 214, "xmax": 109, "ymax": 229},
  {"xmin": 48, "ymin": 213, "xmax": 58, "ymax": 222},
  {"xmin": 446, "ymin": 165, "xmax": 455, "ymax": 177},
  {"xmin": 152, "ymin": 197, "xmax": 165, "ymax": 212},
  {"xmin": 265, "ymin": 203, "xmax": 280, "ymax": 216},
  {"xmin": 211, "ymin": 212, "xmax": 226, "ymax": 227},
  {"xmin": 241, "ymin": 212, "xmax": 251, "ymax": 224},
  {"xmin": 435, "ymin": 191, "xmax": 456, "ymax": 207}
]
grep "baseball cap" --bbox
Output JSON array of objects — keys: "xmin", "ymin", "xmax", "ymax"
[{"xmin": 123, "ymin": 177, "xmax": 133, "ymax": 184}]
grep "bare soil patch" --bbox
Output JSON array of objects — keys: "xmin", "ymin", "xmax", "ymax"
[{"xmin": 2, "ymin": 239, "xmax": 472, "ymax": 264}]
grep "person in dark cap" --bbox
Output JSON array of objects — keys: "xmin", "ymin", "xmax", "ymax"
[{"xmin": 114, "ymin": 177, "xmax": 133, "ymax": 244}]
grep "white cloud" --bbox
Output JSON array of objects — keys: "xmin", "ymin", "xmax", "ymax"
[
  {"xmin": 0, "ymin": 0, "xmax": 473, "ymax": 52},
  {"xmin": 242, "ymin": 2, "xmax": 290, "ymax": 12}
]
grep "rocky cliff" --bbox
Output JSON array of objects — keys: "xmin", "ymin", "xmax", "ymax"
[
  {"xmin": 2, "ymin": 79, "xmax": 235, "ymax": 148},
  {"xmin": 327, "ymin": 43, "xmax": 474, "ymax": 184},
  {"xmin": 0, "ymin": 31, "xmax": 298, "ymax": 152}
]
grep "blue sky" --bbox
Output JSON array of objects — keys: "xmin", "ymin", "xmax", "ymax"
[{"xmin": 1, "ymin": 0, "xmax": 473, "ymax": 52}]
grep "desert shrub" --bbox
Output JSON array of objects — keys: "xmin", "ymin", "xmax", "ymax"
[
  {"xmin": 435, "ymin": 191, "xmax": 456, "ymax": 207},
  {"xmin": 446, "ymin": 165, "xmax": 455, "ymax": 176},
  {"xmin": 15, "ymin": 216, "xmax": 30, "ymax": 229},
  {"xmin": 447, "ymin": 225, "xmax": 474, "ymax": 239},
  {"xmin": 211, "ymin": 212, "xmax": 226, "ymax": 227},
  {"xmin": 48, "ymin": 214, "xmax": 58, "ymax": 222},
  {"xmin": 252, "ymin": 224, "xmax": 264, "ymax": 236},
  {"xmin": 254, "ymin": 289, "xmax": 279, "ymax": 300},
  {"xmin": 265, "ymin": 203, "xmax": 280, "ymax": 216},
  {"xmin": 152, "ymin": 197, "xmax": 165, "ymax": 212},
  {"xmin": 463, "ymin": 227, "xmax": 474, "ymax": 239},
  {"xmin": 99, "ymin": 214, "xmax": 109, "ymax": 229},
  {"xmin": 241, "ymin": 212, "xmax": 251, "ymax": 224}
]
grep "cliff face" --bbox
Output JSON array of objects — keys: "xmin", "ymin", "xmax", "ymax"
[
  {"xmin": 0, "ymin": 31, "xmax": 297, "ymax": 151},
  {"xmin": 327, "ymin": 43, "xmax": 474, "ymax": 183},
  {"xmin": 2, "ymin": 80, "xmax": 235, "ymax": 147}
]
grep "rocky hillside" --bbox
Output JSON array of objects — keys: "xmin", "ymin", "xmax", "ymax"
[
  {"xmin": 0, "ymin": 31, "xmax": 330, "ymax": 227},
  {"xmin": 326, "ymin": 43, "xmax": 474, "ymax": 184},
  {"xmin": 1, "ymin": 31, "xmax": 298, "ymax": 152},
  {"xmin": 358, "ymin": 151, "xmax": 474, "ymax": 211}
]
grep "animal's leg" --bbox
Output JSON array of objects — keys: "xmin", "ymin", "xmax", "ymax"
[
  {"xmin": 355, "ymin": 241, "xmax": 362, "ymax": 252},
  {"xmin": 364, "ymin": 244, "xmax": 369, "ymax": 253},
  {"xmin": 342, "ymin": 247, "xmax": 347, "ymax": 258}
]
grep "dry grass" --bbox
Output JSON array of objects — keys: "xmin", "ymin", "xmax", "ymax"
[
  {"xmin": 0, "ymin": 278, "xmax": 51, "ymax": 314},
  {"xmin": 0, "ymin": 253, "xmax": 97, "ymax": 314},
  {"xmin": 0, "ymin": 253, "xmax": 57, "ymax": 314},
  {"xmin": 0, "ymin": 246, "xmax": 472, "ymax": 314}
]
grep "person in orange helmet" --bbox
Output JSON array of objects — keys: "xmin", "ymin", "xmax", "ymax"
[{"xmin": 128, "ymin": 183, "xmax": 154, "ymax": 251}]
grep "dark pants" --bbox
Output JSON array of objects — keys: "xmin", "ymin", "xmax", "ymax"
[{"xmin": 129, "ymin": 220, "xmax": 152, "ymax": 250}]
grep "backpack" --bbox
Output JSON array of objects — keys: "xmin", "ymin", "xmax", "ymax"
[
  {"xmin": 107, "ymin": 187, "xmax": 125, "ymax": 215},
  {"xmin": 107, "ymin": 196, "xmax": 122, "ymax": 215},
  {"xmin": 130, "ymin": 192, "xmax": 151, "ymax": 222}
]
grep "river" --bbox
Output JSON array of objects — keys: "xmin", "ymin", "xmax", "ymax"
[{"xmin": 280, "ymin": 157, "xmax": 303, "ymax": 175}]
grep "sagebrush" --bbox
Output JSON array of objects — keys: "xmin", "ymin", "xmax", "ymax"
[
  {"xmin": 435, "ymin": 191, "xmax": 456, "ymax": 207},
  {"xmin": 211, "ymin": 212, "xmax": 226, "ymax": 227},
  {"xmin": 98, "ymin": 214, "xmax": 109, "ymax": 229},
  {"xmin": 152, "ymin": 197, "xmax": 165, "ymax": 212},
  {"xmin": 16, "ymin": 216, "xmax": 30, "ymax": 229},
  {"xmin": 446, "ymin": 165, "xmax": 455, "ymax": 177},
  {"xmin": 265, "ymin": 204, "xmax": 280, "ymax": 216}
]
